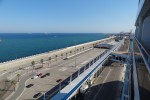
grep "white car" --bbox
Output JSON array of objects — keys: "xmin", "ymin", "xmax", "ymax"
[{"xmin": 31, "ymin": 75, "xmax": 38, "ymax": 79}]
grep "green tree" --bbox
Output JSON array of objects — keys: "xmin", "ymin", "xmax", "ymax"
[
  {"xmin": 17, "ymin": 74, "xmax": 20, "ymax": 82},
  {"xmin": 31, "ymin": 61, "xmax": 35, "ymax": 72},
  {"xmin": 70, "ymin": 51, "xmax": 72, "ymax": 55},
  {"xmin": 55, "ymin": 55, "xmax": 58, "ymax": 61},
  {"xmin": 40, "ymin": 59, "xmax": 44, "ymax": 67},
  {"xmin": 4, "ymin": 79, "xmax": 10, "ymax": 90},
  {"xmin": 77, "ymin": 49, "xmax": 79, "ymax": 53},
  {"xmin": 49, "ymin": 57, "xmax": 51, "ymax": 63},
  {"xmin": 83, "ymin": 47, "xmax": 84, "ymax": 50},
  {"xmin": 11, "ymin": 80, "xmax": 17, "ymax": 91}
]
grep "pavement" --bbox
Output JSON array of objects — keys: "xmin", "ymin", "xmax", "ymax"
[
  {"xmin": 84, "ymin": 62, "xmax": 124, "ymax": 100},
  {"xmin": 0, "ymin": 47, "xmax": 95, "ymax": 100},
  {"xmin": 17, "ymin": 48, "xmax": 106, "ymax": 100}
]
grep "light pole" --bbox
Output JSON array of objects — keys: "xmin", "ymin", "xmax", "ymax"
[
  {"xmin": 74, "ymin": 40, "xmax": 77, "ymax": 68},
  {"xmin": 74, "ymin": 40, "xmax": 80, "ymax": 76}
]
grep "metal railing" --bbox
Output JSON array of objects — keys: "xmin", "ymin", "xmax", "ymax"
[
  {"xmin": 121, "ymin": 39, "xmax": 131, "ymax": 100},
  {"xmin": 121, "ymin": 37, "xmax": 140, "ymax": 100},
  {"xmin": 135, "ymin": 37, "xmax": 150, "ymax": 73}
]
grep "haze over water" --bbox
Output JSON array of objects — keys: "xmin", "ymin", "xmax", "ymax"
[{"xmin": 0, "ymin": 33, "xmax": 107, "ymax": 63}]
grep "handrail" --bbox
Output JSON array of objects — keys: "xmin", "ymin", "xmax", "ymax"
[
  {"xmin": 132, "ymin": 49, "xmax": 140, "ymax": 100},
  {"xmin": 135, "ymin": 37, "xmax": 150, "ymax": 57},
  {"xmin": 121, "ymin": 64, "xmax": 128, "ymax": 100},
  {"xmin": 135, "ymin": 36, "xmax": 150, "ymax": 73}
]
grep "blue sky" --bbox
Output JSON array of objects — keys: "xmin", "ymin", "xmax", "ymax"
[{"xmin": 0, "ymin": 0, "xmax": 138, "ymax": 33}]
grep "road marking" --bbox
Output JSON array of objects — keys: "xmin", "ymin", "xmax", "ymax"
[
  {"xmin": 16, "ymin": 76, "xmax": 31, "ymax": 100},
  {"xmin": 92, "ymin": 69, "xmax": 112, "ymax": 100},
  {"xmin": 0, "ymin": 71, "xmax": 8, "ymax": 77},
  {"xmin": 59, "ymin": 67, "xmax": 67, "ymax": 71}
]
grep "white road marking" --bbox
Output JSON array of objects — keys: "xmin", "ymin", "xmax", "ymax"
[
  {"xmin": 92, "ymin": 69, "xmax": 112, "ymax": 100},
  {"xmin": 59, "ymin": 67, "xmax": 67, "ymax": 71}
]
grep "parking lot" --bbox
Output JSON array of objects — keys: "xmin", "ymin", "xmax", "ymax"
[{"xmin": 17, "ymin": 48, "xmax": 107, "ymax": 99}]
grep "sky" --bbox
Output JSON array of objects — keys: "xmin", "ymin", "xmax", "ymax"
[{"xmin": 0, "ymin": 0, "xmax": 138, "ymax": 33}]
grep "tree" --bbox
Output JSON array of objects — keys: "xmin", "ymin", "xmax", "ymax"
[
  {"xmin": 55, "ymin": 55, "xmax": 58, "ymax": 61},
  {"xmin": 31, "ymin": 61, "xmax": 35, "ymax": 72},
  {"xmin": 49, "ymin": 57, "xmax": 51, "ymax": 63},
  {"xmin": 4, "ymin": 79, "xmax": 10, "ymax": 90},
  {"xmin": 83, "ymin": 47, "xmax": 84, "ymax": 50},
  {"xmin": 93, "ymin": 44, "xmax": 95, "ymax": 47},
  {"xmin": 17, "ymin": 74, "xmax": 20, "ymax": 82},
  {"xmin": 61, "ymin": 54, "xmax": 63, "ymax": 59},
  {"xmin": 70, "ymin": 51, "xmax": 72, "ymax": 55},
  {"xmin": 11, "ymin": 80, "xmax": 17, "ymax": 91},
  {"xmin": 40, "ymin": 59, "xmax": 44, "ymax": 67},
  {"xmin": 77, "ymin": 49, "xmax": 78, "ymax": 52}
]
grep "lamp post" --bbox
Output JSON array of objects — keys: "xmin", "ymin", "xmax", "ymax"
[
  {"xmin": 74, "ymin": 40, "xmax": 77, "ymax": 68},
  {"xmin": 74, "ymin": 40, "xmax": 80, "ymax": 76}
]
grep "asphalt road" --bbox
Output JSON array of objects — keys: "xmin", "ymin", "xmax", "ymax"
[
  {"xmin": 17, "ymin": 48, "xmax": 106, "ymax": 100},
  {"xmin": 9, "ymin": 72, "xmax": 35, "ymax": 100},
  {"xmin": 84, "ymin": 62, "xmax": 124, "ymax": 100},
  {"xmin": 1, "ymin": 47, "xmax": 96, "ymax": 100}
]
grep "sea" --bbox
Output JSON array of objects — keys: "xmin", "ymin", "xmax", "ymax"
[{"xmin": 0, "ymin": 33, "xmax": 108, "ymax": 63}]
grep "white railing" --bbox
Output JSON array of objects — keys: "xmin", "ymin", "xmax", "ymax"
[
  {"xmin": 135, "ymin": 37, "xmax": 150, "ymax": 73},
  {"xmin": 132, "ymin": 48, "xmax": 140, "ymax": 100},
  {"xmin": 121, "ymin": 38, "xmax": 132, "ymax": 100}
]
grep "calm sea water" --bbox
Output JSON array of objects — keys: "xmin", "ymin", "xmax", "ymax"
[{"xmin": 0, "ymin": 33, "xmax": 107, "ymax": 63}]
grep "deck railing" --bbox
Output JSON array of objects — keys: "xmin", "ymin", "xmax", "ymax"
[{"xmin": 135, "ymin": 37, "xmax": 150, "ymax": 73}]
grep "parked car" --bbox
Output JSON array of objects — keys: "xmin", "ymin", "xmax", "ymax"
[
  {"xmin": 33, "ymin": 92, "xmax": 42, "ymax": 98},
  {"xmin": 41, "ymin": 75, "xmax": 46, "ymax": 78},
  {"xmin": 56, "ymin": 79, "xmax": 63, "ymax": 83},
  {"xmin": 37, "ymin": 73, "xmax": 42, "ymax": 77},
  {"xmin": 45, "ymin": 73, "xmax": 50, "ymax": 76},
  {"xmin": 31, "ymin": 75, "xmax": 38, "ymax": 79},
  {"xmin": 26, "ymin": 84, "xmax": 34, "ymax": 88}
]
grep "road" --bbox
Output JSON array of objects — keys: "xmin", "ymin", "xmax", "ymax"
[
  {"xmin": 84, "ymin": 62, "xmax": 124, "ymax": 100},
  {"xmin": 0, "ymin": 47, "xmax": 95, "ymax": 100},
  {"xmin": 17, "ymin": 48, "xmax": 106, "ymax": 100},
  {"xmin": 8, "ymin": 72, "xmax": 35, "ymax": 100}
]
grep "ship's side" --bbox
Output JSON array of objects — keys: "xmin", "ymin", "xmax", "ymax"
[{"xmin": 134, "ymin": 0, "xmax": 150, "ymax": 100}]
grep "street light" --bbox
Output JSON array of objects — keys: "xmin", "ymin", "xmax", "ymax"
[
  {"xmin": 74, "ymin": 40, "xmax": 77, "ymax": 68},
  {"xmin": 74, "ymin": 40, "xmax": 80, "ymax": 76}
]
